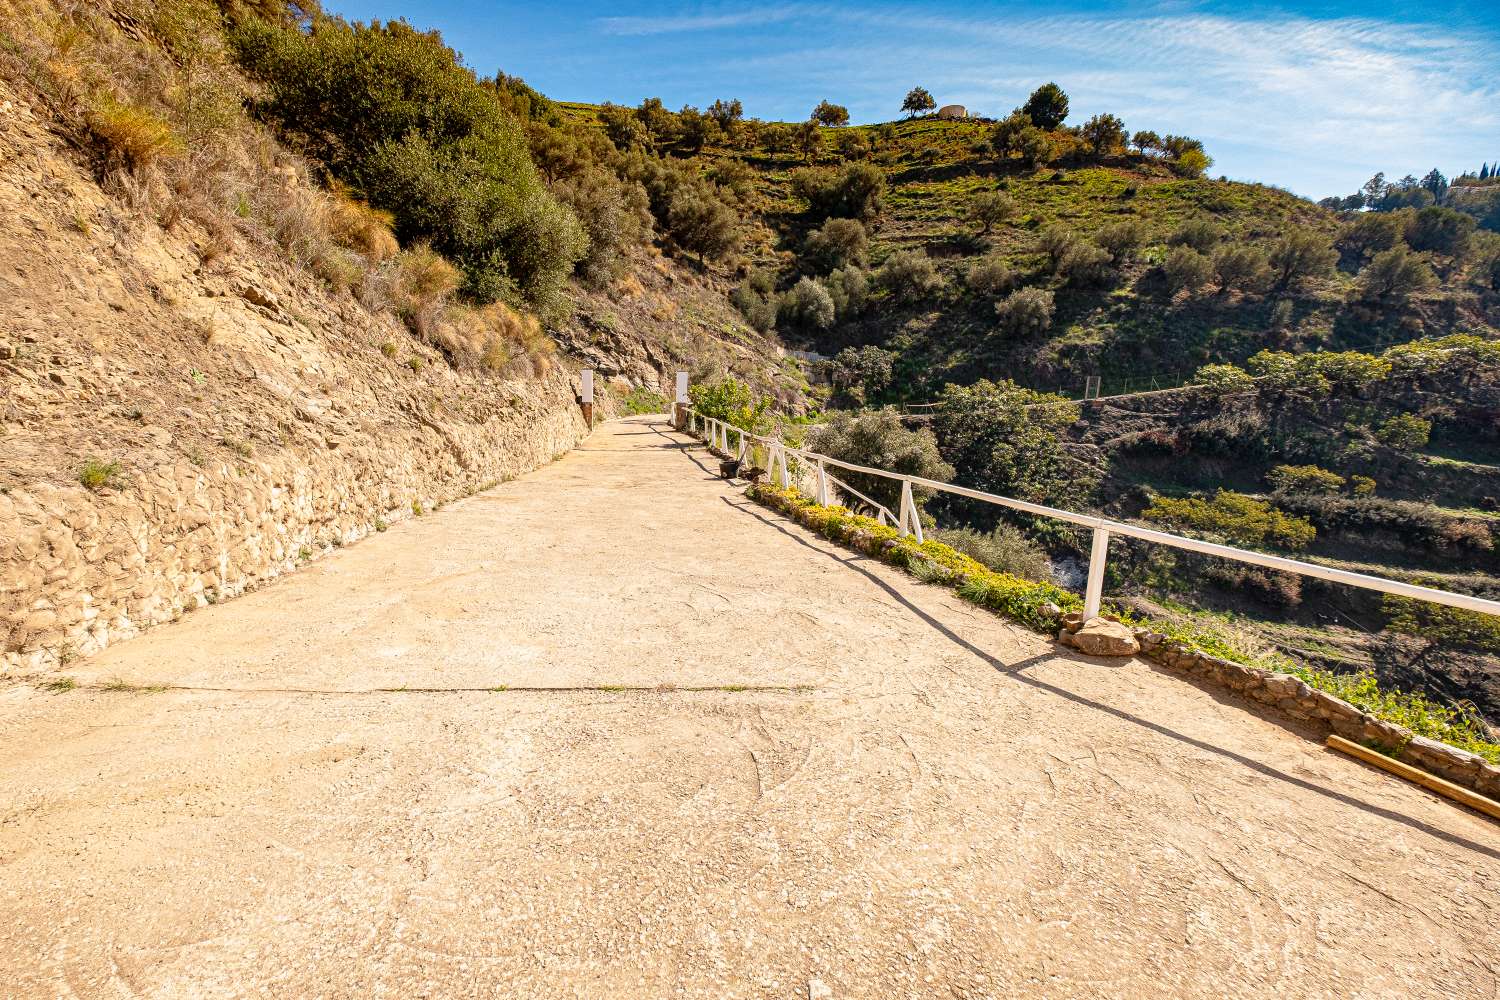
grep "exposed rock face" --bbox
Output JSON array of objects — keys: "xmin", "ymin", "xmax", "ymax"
[
  {"xmin": 0, "ymin": 84, "xmax": 604, "ymax": 671},
  {"xmin": 1058, "ymin": 617, "xmax": 1141, "ymax": 657}
]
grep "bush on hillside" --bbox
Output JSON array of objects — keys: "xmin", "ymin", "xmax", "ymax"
[
  {"xmin": 231, "ymin": 16, "xmax": 586, "ymax": 307},
  {"xmin": 731, "ymin": 270, "xmax": 780, "ymax": 332},
  {"xmin": 790, "ymin": 162, "xmax": 885, "ymax": 221},
  {"xmin": 1406, "ymin": 205, "xmax": 1475, "ymax": 258},
  {"xmin": 1212, "ymin": 245, "xmax": 1270, "ymax": 295},
  {"xmin": 1339, "ymin": 212, "xmax": 1405, "ymax": 257},
  {"xmin": 934, "ymin": 525, "xmax": 1054, "ymax": 582},
  {"xmin": 1358, "ymin": 246, "xmax": 1435, "ymax": 304},
  {"xmin": 1163, "ymin": 246, "xmax": 1212, "ymax": 295},
  {"xmin": 994, "ymin": 286, "xmax": 1055, "ymax": 334},
  {"xmin": 777, "ymin": 277, "xmax": 836, "ymax": 332},
  {"xmin": 1375, "ymin": 413, "xmax": 1432, "ymax": 450},
  {"xmin": 967, "ymin": 190, "xmax": 1018, "ymax": 235},
  {"xmin": 966, "ymin": 256, "xmax": 1017, "ymax": 298},
  {"xmin": 808, "ymin": 408, "xmax": 953, "ymax": 512},
  {"xmin": 828, "ymin": 345, "xmax": 894, "ymax": 405},
  {"xmin": 1021, "ymin": 82, "xmax": 1069, "ymax": 129},
  {"xmin": 1193, "ymin": 364, "xmax": 1256, "ymax": 393},
  {"xmin": 1266, "ymin": 464, "xmax": 1344, "ymax": 494},
  {"xmin": 804, "ymin": 218, "xmax": 868, "ymax": 272},
  {"xmin": 931, "ymin": 380, "xmax": 1096, "ymax": 507},
  {"xmin": 1095, "ymin": 219, "xmax": 1146, "ymax": 263},
  {"xmin": 1144, "ymin": 491, "xmax": 1316, "ymax": 550},
  {"xmin": 877, "ymin": 250, "xmax": 943, "ymax": 303},
  {"xmin": 1268, "ymin": 228, "xmax": 1337, "ymax": 291},
  {"xmin": 823, "ymin": 267, "xmax": 870, "ymax": 320},
  {"xmin": 1167, "ymin": 218, "xmax": 1220, "ymax": 254},
  {"xmin": 690, "ymin": 376, "xmax": 771, "ymax": 433}
]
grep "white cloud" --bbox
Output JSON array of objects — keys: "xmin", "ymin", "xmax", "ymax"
[{"xmin": 597, "ymin": 7, "xmax": 805, "ymax": 36}]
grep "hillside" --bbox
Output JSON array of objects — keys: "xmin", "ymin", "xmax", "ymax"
[{"xmin": 0, "ymin": 0, "xmax": 803, "ymax": 670}]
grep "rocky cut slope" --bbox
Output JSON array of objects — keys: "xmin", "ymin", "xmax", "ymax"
[{"xmin": 0, "ymin": 82, "xmax": 608, "ymax": 671}]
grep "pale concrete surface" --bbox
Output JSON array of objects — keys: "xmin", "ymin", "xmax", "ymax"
[{"xmin": 1, "ymin": 415, "xmax": 1497, "ymax": 999}]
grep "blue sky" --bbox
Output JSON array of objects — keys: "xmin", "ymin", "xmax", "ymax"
[{"xmin": 326, "ymin": 1, "xmax": 1500, "ymax": 199}]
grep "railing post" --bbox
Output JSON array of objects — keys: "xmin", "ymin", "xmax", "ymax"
[
  {"xmin": 1083, "ymin": 525, "xmax": 1110, "ymax": 620},
  {"xmin": 674, "ymin": 372, "xmax": 689, "ymax": 429},
  {"xmin": 815, "ymin": 459, "xmax": 829, "ymax": 506},
  {"xmin": 898, "ymin": 479, "xmax": 923, "ymax": 543},
  {"xmin": 778, "ymin": 445, "xmax": 791, "ymax": 488}
]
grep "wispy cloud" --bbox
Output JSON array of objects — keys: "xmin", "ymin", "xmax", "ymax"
[{"xmin": 597, "ymin": 7, "xmax": 805, "ymax": 36}]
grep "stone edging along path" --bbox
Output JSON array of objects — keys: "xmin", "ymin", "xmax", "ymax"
[{"xmin": 744, "ymin": 480, "xmax": 1500, "ymax": 805}]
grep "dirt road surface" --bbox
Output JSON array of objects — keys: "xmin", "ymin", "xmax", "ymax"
[{"xmin": 1, "ymin": 416, "xmax": 1496, "ymax": 998}]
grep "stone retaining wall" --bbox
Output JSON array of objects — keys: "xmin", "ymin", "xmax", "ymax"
[
  {"xmin": 1135, "ymin": 631, "xmax": 1500, "ymax": 800},
  {"xmin": 2, "ymin": 372, "xmax": 594, "ymax": 673}
]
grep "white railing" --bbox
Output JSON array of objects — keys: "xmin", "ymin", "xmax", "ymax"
[{"xmin": 681, "ymin": 409, "xmax": 1500, "ymax": 625}]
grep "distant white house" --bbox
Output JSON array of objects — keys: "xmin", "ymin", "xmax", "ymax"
[{"xmin": 937, "ymin": 104, "xmax": 967, "ymax": 120}]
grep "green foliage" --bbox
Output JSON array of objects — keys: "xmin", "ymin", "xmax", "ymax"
[
  {"xmin": 967, "ymin": 190, "xmax": 1018, "ymax": 234},
  {"xmin": 1211, "ymin": 245, "xmax": 1270, "ymax": 295},
  {"xmin": 1167, "ymin": 218, "xmax": 1220, "ymax": 254},
  {"xmin": 78, "ymin": 457, "xmax": 122, "ymax": 492},
  {"xmin": 778, "ymin": 276, "xmax": 835, "ymax": 332},
  {"xmin": 689, "ymin": 376, "xmax": 771, "ymax": 433},
  {"xmin": 1021, "ymin": 82, "xmax": 1069, "ymax": 129},
  {"xmin": 1163, "ymin": 245, "xmax": 1212, "ymax": 295},
  {"xmin": 1080, "ymin": 113, "xmax": 1126, "ymax": 156},
  {"xmin": 1384, "ymin": 596, "xmax": 1500, "ymax": 655},
  {"xmin": 1094, "ymin": 219, "xmax": 1146, "ymax": 263},
  {"xmin": 902, "ymin": 86, "xmax": 936, "ymax": 118},
  {"xmin": 808, "ymin": 408, "xmax": 953, "ymax": 511},
  {"xmin": 791, "ymin": 162, "xmax": 886, "ymax": 221},
  {"xmin": 804, "ymin": 217, "xmax": 868, "ymax": 272},
  {"xmin": 931, "ymin": 380, "xmax": 1096, "ymax": 507},
  {"xmin": 1375, "ymin": 413, "xmax": 1431, "ymax": 450},
  {"xmin": 877, "ymin": 249, "xmax": 943, "ymax": 303},
  {"xmin": 1339, "ymin": 212, "xmax": 1404, "ymax": 257},
  {"xmin": 619, "ymin": 386, "xmax": 668, "ymax": 415},
  {"xmin": 822, "ymin": 267, "xmax": 870, "ymax": 321},
  {"xmin": 1349, "ymin": 474, "xmax": 1377, "ymax": 496},
  {"xmin": 731, "ymin": 269, "xmax": 779, "ymax": 332},
  {"xmin": 1267, "ymin": 228, "xmax": 1337, "ymax": 290},
  {"xmin": 965, "ymin": 255, "xmax": 1017, "ymax": 298},
  {"xmin": 933, "ymin": 525, "xmax": 1053, "ymax": 582},
  {"xmin": 231, "ymin": 16, "xmax": 584, "ymax": 307},
  {"xmin": 1358, "ymin": 246, "xmax": 1435, "ymax": 304},
  {"xmin": 829, "ymin": 345, "xmax": 894, "ymax": 405},
  {"xmin": 1193, "ymin": 364, "xmax": 1255, "ymax": 393},
  {"xmin": 1266, "ymin": 464, "xmax": 1344, "ymax": 494},
  {"xmin": 1144, "ymin": 490, "xmax": 1316, "ymax": 549},
  {"xmin": 993, "ymin": 286, "xmax": 1055, "ymax": 335},
  {"xmin": 810, "ymin": 100, "xmax": 850, "ymax": 127},
  {"xmin": 1405, "ymin": 205, "xmax": 1475, "ymax": 258}
]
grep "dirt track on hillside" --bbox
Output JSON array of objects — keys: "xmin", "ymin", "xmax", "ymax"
[{"xmin": 1, "ymin": 416, "xmax": 1496, "ymax": 998}]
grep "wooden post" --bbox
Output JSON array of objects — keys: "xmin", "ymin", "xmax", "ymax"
[
  {"xmin": 1327, "ymin": 735, "xmax": 1500, "ymax": 820},
  {"xmin": 673, "ymin": 372, "xmax": 689, "ymax": 429},
  {"xmin": 1083, "ymin": 525, "xmax": 1110, "ymax": 620},
  {"xmin": 579, "ymin": 369, "xmax": 594, "ymax": 428}
]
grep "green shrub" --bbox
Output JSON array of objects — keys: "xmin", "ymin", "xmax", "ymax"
[
  {"xmin": 1358, "ymin": 246, "xmax": 1435, "ymax": 304},
  {"xmin": 777, "ymin": 277, "xmax": 835, "ymax": 331},
  {"xmin": 804, "ymin": 218, "xmax": 868, "ymax": 272},
  {"xmin": 79, "ymin": 457, "xmax": 122, "ymax": 492},
  {"xmin": 1268, "ymin": 228, "xmax": 1337, "ymax": 290},
  {"xmin": 689, "ymin": 376, "xmax": 771, "ymax": 433},
  {"xmin": 1163, "ymin": 246, "xmax": 1212, "ymax": 295},
  {"xmin": 932, "ymin": 380, "xmax": 1096, "ymax": 508},
  {"xmin": 230, "ymin": 16, "xmax": 584, "ymax": 308},
  {"xmin": 1375, "ymin": 413, "xmax": 1431, "ymax": 450},
  {"xmin": 933, "ymin": 525, "xmax": 1053, "ymax": 582},
  {"xmin": 822, "ymin": 267, "xmax": 869, "ymax": 321},
  {"xmin": 790, "ymin": 161, "xmax": 885, "ymax": 221},
  {"xmin": 877, "ymin": 249, "xmax": 943, "ymax": 303},
  {"xmin": 620, "ymin": 386, "xmax": 668, "ymax": 415},
  {"xmin": 965, "ymin": 255, "xmax": 1016, "ymax": 298},
  {"xmin": 828, "ymin": 344, "xmax": 893, "ymax": 404},
  {"xmin": 1144, "ymin": 490, "xmax": 1316, "ymax": 549},
  {"xmin": 967, "ymin": 190, "xmax": 1018, "ymax": 234},
  {"xmin": 1094, "ymin": 219, "xmax": 1146, "ymax": 263},
  {"xmin": 807, "ymin": 408, "xmax": 953, "ymax": 512},
  {"xmin": 730, "ymin": 270, "xmax": 779, "ymax": 332},
  {"xmin": 1266, "ymin": 464, "xmax": 1344, "ymax": 494},
  {"xmin": 1167, "ymin": 218, "xmax": 1219, "ymax": 254},
  {"xmin": 1211, "ymin": 245, "xmax": 1270, "ymax": 295},
  {"xmin": 1193, "ymin": 364, "xmax": 1255, "ymax": 393},
  {"xmin": 1349, "ymin": 475, "xmax": 1377, "ymax": 496},
  {"xmin": 1384, "ymin": 595, "xmax": 1500, "ymax": 655},
  {"xmin": 993, "ymin": 286, "xmax": 1054, "ymax": 334}
]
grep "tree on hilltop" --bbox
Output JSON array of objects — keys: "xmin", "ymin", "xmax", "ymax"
[
  {"xmin": 902, "ymin": 86, "xmax": 936, "ymax": 118},
  {"xmin": 1081, "ymin": 113, "xmax": 1126, "ymax": 156},
  {"xmin": 811, "ymin": 100, "xmax": 850, "ymax": 127},
  {"xmin": 1021, "ymin": 83, "xmax": 1069, "ymax": 129}
]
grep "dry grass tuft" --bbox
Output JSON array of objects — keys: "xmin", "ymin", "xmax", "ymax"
[{"xmin": 437, "ymin": 302, "xmax": 557, "ymax": 377}]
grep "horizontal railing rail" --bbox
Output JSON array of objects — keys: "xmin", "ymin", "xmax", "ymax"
[{"xmin": 681, "ymin": 409, "xmax": 1500, "ymax": 625}]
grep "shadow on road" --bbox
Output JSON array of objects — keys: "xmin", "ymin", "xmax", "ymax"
[{"xmin": 720, "ymin": 495, "xmax": 1500, "ymax": 860}]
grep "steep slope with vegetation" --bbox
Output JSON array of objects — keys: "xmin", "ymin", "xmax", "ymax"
[{"xmin": 0, "ymin": 0, "xmax": 803, "ymax": 671}]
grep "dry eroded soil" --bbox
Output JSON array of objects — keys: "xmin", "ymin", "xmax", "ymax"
[{"xmin": 1, "ymin": 417, "xmax": 1496, "ymax": 998}]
